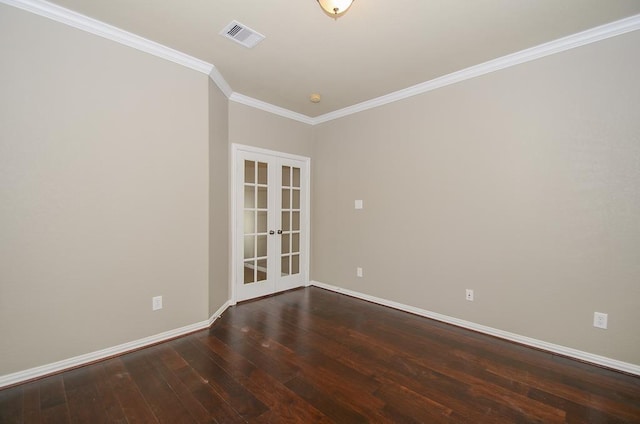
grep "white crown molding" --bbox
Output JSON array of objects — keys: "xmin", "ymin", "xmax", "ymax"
[
  {"xmin": 1, "ymin": 0, "xmax": 214, "ymax": 75},
  {"xmin": 0, "ymin": 301, "xmax": 231, "ymax": 389},
  {"xmin": 311, "ymin": 13, "xmax": 640, "ymax": 125},
  {"xmin": 5, "ymin": 0, "xmax": 638, "ymax": 125},
  {"xmin": 310, "ymin": 281, "xmax": 640, "ymax": 376},
  {"xmin": 229, "ymin": 92, "xmax": 316, "ymax": 125},
  {"xmin": 209, "ymin": 66, "xmax": 234, "ymax": 98},
  {"xmin": 227, "ymin": 12, "xmax": 640, "ymax": 125}
]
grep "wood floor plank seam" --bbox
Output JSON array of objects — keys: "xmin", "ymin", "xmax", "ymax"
[{"xmin": 1, "ymin": 287, "xmax": 639, "ymax": 424}]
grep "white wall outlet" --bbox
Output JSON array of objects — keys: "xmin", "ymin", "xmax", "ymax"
[
  {"xmin": 465, "ymin": 289, "xmax": 474, "ymax": 301},
  {"xmin": 152, "ymin": 296, "xmax": 163, "ymax": 311},
  {"xmin": 593, "ymin": 312, "xmax": 608, "ymax": 329},
  {"xmin": 356, "ymin": 267, "xmax": 363, "ymax": 278},
  {"xmin": 355, "ymin": 199, "xmax": 363, "ymax": 209}
]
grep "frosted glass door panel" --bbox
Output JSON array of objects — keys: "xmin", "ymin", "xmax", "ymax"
[
  {"xmin": 243, "ymin": 160, "xmax": 268, "ymax": 284},
  {"xmin": 280, "ymin": 165, "xmax": 301, "ymax": 277},
  {"xmin": 235, "ymin": 147, "xmax": 308, "ymax": 302}
]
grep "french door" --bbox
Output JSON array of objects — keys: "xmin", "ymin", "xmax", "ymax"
[{"xmin": 233, "ymin": 145, "xmax": 309, "ymax": 302}]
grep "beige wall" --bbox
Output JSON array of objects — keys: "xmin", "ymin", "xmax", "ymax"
[
  {"xmin": 229, "ymin": 102, "xmax": 314, "ymax": 158},
  {"xmin": 312, "ymin": 31, "xmax": 640, "ymax": 364},
  {"xmin": 0, "ymin": 6, "xmax": 209, "ymax": 375},
  {"xmin": 208, "ymin": 80, "xmax": 230, "ymax": 315},
  {"xmin": 2, "ymin": 0, "xmax": 638, "ymax": 378},
  {"xmin": 228, "ymin": 102, "xmax": 314, "ymax": 299}
]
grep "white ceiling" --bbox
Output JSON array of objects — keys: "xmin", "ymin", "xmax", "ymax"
[{"xmin": 44, "ymin": 0, "xmax": 640, "ymax": 118}]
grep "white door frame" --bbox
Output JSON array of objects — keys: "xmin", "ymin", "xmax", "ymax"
[{"xmin": 230, "ymin": 143, "xmax": 311, "ymax": 304}]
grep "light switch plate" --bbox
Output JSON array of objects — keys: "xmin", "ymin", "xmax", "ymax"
[
  {"xmin": 355, "ymin": 200, "xmax": 363, "ymax": 209},
  {"xmin": 152, "ymin": 296, "xmax": 163, "ymax": 311}
]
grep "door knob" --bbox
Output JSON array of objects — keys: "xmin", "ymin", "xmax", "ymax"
[
  {"xmin": 269, "ymin": 230, "xmax": 275, "ymax": 235},
  {"xmin": 277, "ymin": 230, "xmax": 283, "ymax": 234}
]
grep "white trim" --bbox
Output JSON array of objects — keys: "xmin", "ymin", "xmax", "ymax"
[
  {"xmin": 230, "ymin": 145, "xmax": 239, "ymax": 304},
  {"xmin": 4, "ymin": 0, "xmax": 638, "ymax": 125},
  {"xmin": 231, "ymin": 144, "xmax": 311, "ymax": 303},
  {"xmin": 209, "ymin": 66, "xmax": 233, "ymax": 98},
  {"xmin": 1, "ymin": 0, "xmax": 214, "ymax": 75},
  {"xmin": 0, "ymin": 302, "xmax": 232, "ymax": 389},
  {"xmin": 310, "ymin": 281, "xmax": 640, "ymax": 376},
  {"xmin": 208, "ymin": 299, "xmax": 232, "ymax": 326},
  {"xmin": 232, "ymin": 143, "xmax": 314, "ymax": 162},
  {"xmin": 244, "ymin": 263, "xmax": 268, "ymax": 273},
  {"xmin": 312, "ymin": 13, "xmax": 640, "ymax": 125},
  {"xmin": 233, "ymin": 12, "xmax": 640, "ymax": 125},
  {"xmin": 229, "ymin": 93, "xmax": 316, "ymax": 125}
]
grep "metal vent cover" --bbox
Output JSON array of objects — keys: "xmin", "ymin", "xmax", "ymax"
[{"xmin": 220, "ymin": 20, "xmax": 265, "ymax": 48}]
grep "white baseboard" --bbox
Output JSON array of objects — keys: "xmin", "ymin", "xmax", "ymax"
[
  {"xmin": 0, "ymin": 300, "xmax": 232, "ymax": 389},
  {"xmin": 208, "ymin": 300, "xmax": 232, "ymax": 326},
  {"xmin": 310, "ymin": 281, "xmax": 640, "ymax": 376}
]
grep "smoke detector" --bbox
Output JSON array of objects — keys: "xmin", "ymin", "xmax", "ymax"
[{"xmin": 220, "ymin": 21, "xmax": 265, "ymax": 48}]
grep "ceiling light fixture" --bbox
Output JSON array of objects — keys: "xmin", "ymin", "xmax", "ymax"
[{"xmin": 316, "ymin": 0, "xmax": 355, "ymax": 19}]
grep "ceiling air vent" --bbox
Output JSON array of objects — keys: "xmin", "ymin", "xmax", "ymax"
[{"xmin": 220, "ymin": 20, "xmax": 265, "ymax": 48}]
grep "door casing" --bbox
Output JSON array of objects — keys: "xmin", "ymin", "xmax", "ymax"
[{"xmin": 230, "ymin": 143, "xmax": 311, "ymax": 303}]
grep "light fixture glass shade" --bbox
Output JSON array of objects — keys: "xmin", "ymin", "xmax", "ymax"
[{"xmin": 317, "ymin": 0, "xmax": 354, "ymax": 18}]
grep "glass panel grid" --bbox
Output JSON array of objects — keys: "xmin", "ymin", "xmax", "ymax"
[
  {"xmin": 243, "ymin": 160, "xmax": 268, "ymax": 284},
  {"xmin": 280, "ymin": 165, "xmax": 302, "ymax": 277}
]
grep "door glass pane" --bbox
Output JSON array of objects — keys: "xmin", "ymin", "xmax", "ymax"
[
  {"xmin": 257, "ymin": 162, "xmax": 268, "ymax": 184},
  {"xmin": 245, "ymin": 161, "xmax": 255, "ymax": 184},
  {"xmin": 244, "ymin": 185, "xmax": 255, "ymax": 208},
  {"xmin": 244, "ymin": 236, "xmax": 255, "ymax": 259},
  {"xmin": 281, "ymin": 233, "xmax": 290, "ymax": 254},
  {"xmin": 257, "ymin": 187, "xmax": 267, "ymax": 209},
  {"xmin": 291, "ymin": 255, "xmax": 300, "ymax": 275},
  {"xmin": 281, "ymin": 256, "xmax": 290, "ymax": 277},
  {"xmin": 257, "ymin": 211, "xmax": 267, "ymax": 233},
  {"xmin": 292, "ymin": 167, "xmax": 300, "ymax": 188},
  {"xmin": 292, "ymin": 189, "xmax": 300, "ymax": 209},
  {"xmin": 256, "ymin": 259, "xmax": 267, "ymax": 281},
  {"xmin": 282, "ymin": 189, "xmax": 290, "ymax": 209},
  {"xmin": 240, "ymin": 157, "xmax": 305, "ymax": 294},
  {"xmin": 244, "ymin": 260, "xmax": 255, "ymax": 284},
  {"xmin": 244, "ymin": 147, "xmax": 267, "ymax": 284},
  {"xmin": 244, "ymin": 211, "xmax": 255, "ymax": 234},
  {"xmin": 257, "ymin": 235, "xmax": 267, "ymax": 257},
  {"xmin": 292, "ymin": 211, "xmax": 300, "ymax": 231}
]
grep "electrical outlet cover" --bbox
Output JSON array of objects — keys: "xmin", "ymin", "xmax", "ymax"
[
  {"xmin": 465, "ymin": 289, "xmax": 474, "ymax": 301},
  {"xmin": 593, "ymin": 312, "xmax": 607, "ymax": 329}
]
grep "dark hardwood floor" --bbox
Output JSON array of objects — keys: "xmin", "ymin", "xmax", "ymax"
[{"xmin": 1, "ymin": 287, "xmax": 639, "ymax": 423}]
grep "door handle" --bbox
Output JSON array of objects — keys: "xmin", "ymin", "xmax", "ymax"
[
  {"xmin": 269, "ymin": 230, "xmax": 275, "ymax": 235},
  {"xmin": 277, "ymin": 230, "xmax": 283, "ymax": 235}
]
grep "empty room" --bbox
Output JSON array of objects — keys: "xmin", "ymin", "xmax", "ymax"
[{"xmin": 1, "ymin": 0, "xmax": 639, "ymax": 422}]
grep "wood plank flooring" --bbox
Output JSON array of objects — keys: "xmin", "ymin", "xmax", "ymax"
[{"xmin": 1, "ymin": 287, "xmax": 639, "ymax": 423}]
